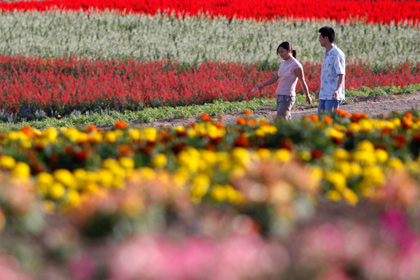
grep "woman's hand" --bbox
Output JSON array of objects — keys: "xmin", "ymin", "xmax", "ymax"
[
  {"xmin": 306, "ymin": 94, "xmax": 312, "ymax": 105},
  {"xmin": 251, "ymin": 85, "xmax": 264, "ymax": 92}
]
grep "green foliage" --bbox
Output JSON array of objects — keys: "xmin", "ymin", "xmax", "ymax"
[{"xmin": 0, "ymin": 84, "xmax": 418, "ymax": 130}]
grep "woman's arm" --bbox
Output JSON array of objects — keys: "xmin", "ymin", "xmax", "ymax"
[
  {"xmin": 255, "ymin": 74, "xmax": 279, "ymax": 90},
  {"xmin": 294, "ymin": 67, "xmax": 312, "ymax": 104}
]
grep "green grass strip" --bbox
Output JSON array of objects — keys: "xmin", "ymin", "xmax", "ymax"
[{"xmin": 0, "ymin": 84, "xmax": 418, "ymax": 131}]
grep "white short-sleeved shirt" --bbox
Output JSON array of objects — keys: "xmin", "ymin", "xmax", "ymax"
[
  {"xmin": 276, "ymin": 57, "xmax": 302, "ymax": 96},
  {"xmin": 319, "ymin": 46, "xmax": 346, "ymax": 100}
]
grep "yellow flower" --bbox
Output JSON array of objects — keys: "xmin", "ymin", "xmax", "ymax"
[
  {"xmin": 226, "ymin": 185, "xmax": 244, "ymax": 204},
  {"xmin": 388, "ymin": 158, "xmax": 404, "ymax": 170},
  {"xmin": 334, "ymin": 160, "xmax": 351, "ymax": 178},
  {"xmin": 139, "ymin": 167, "xmax": 156, "ymax": 180},
  {"xmin": 275, "ymin": 149, "xmax": 291, "ymax": 162},
  {"xmin": 102, "ymin": 158, "xmax": 119, "ymax": 170},
  {"xmin": 128, "ymin": 128, "xmax": 141, "ymax": 140},
  {"xmin": 175, "ymin": 126, "xmax": 185, "ymax": 133},
  {"xmin": 201, "ymin": 150, "xmax": 217, "ymax": 166},
  {"xmin": 375, "ymin": 149, "xmax": 388, "ymax": 163},
  {"xmin": 104, "ymin": 131, "xmax": 118, "ymax": 143},
  {"xmin": 326, "ymin": 190, "xmax": 342, "ymax": 201},
  {"xmin": 298, "ymin": 151, "xmax": 312, "ymax": 161},
  {"xmin": 43, "ymin": 127, "xmax": 58, "ymax": 142},
  {"xmin": 211, "ymin": 185, "xmax": 227, "ymax": 201},
  {"xmin": 90, "ymin": 132, "xmax": 103, "ymax": 143},
  {"xmin": 357, "ymin": 140, "xmax": 375, "ymax": 152},
  {"xmin": 178, "ymin": 148, "xmax": 200, "ymax": 173},
  {"xmin": 232, "ymin": 147, "xmax": 250, "ymax": 167},
  {"xmin": 98, "ymin": 169, "xmax": 114, "ymax": 187},
  {"xmin": 359, "ymin": 119, "xmax": 374, "ymax": 132},
  {"xmin": 362, "ymin": 166, "xmax": 385, "ymax": 186},
  {"xmin": 66, "ymin": 189, "xmax": 82, "ymax": 207},
  {"xmin": 191, "ymin": 174, "xmax": 210, "ymax": 203},
  {"xmin": 324, "ymin": 127, "xmax": 345, "ymax": 139},
  {"xmin": 12, "ymin": 162, "xmax": 31, "ymax": 178},
  {"xmin": 256, "ymin": 148, "xmax": 271, "ymax": 160},
  {"xmin": 37, "ymin": 172, "xmax": 54, "ymax": 186},
  {"xmin": 324, "ymin": 171, "xmax": 347, "ymax": 190},
  {"xmin": 54, "ymin": 169, "xmax": 77, "ymax": 189},
  {"xmin": 152, "ymin": 154, "xmax": 167, "ymax": 168},
  {"xmin": 119, "ymin": 157, "xmax": 135, "ymax": 170},
  {"xmin": 143, "ymin": 128, "xmax": 157, "ymax": 142},
  {"xmin": 64, "ymin": 128, "xmax": 81, "ymax": 142},
  {"xmin": 353, "ymin": 150, "xmax": 376, "ymax": 165},
  {"xmin": 0, "ymin": 156, "xmax": 16, "ymax": 169},
  {"xmin": 349, "ymin": 162, "xmax": 362, "ymax": 177},
  {"xmin": 333, "ymin": 148, "xmax": 350, "ymax": 161},
  {"xmin": 49, "ymin": 182, "xmax": 65, "ymax": 200},
  {"xmin": 342, "ymin": 189, "xmax": 358, "ymax": 205}
]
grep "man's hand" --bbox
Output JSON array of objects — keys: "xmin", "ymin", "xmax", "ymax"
[
  {"xmin": 306, "ymin": 94, "xmax": 312, "ymax": 105},
  {"xmin": 332, "ymin": 90, "xmax": 339, "ymax": 100},
  {"xmin": 315, "ymin": 89, "xmax": 320, "ymax": 99}
]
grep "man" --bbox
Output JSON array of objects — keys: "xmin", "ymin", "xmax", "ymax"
[{"xmin": 316, "ymin": 26, "xmax": 345, "ymax": 116}]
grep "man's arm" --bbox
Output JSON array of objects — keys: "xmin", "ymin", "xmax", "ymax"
[{"xmin": 332, "ymin": 74, "xmax": 344, "ymax": 100}]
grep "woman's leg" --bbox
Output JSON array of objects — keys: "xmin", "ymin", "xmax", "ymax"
[{"xmin": 276, "ymin": 95, "xmax": 295, "ymax": 120}]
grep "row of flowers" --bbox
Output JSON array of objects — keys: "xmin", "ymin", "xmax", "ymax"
[
  {"xmin": 0, "ymin": 11, "xmax": 417, "ymax": 66},
  {"xmin": 1, "ymin": 0, "xmax": 419, "ymax": 26},
  {"xmin": 2, "ymin": 56, "xmax": 419, "ymax": 115},
  {"xmin": 1, "ymin": 110, "xmax": 420, "ymax": 213},
  {"xmin": 2, "ymin": 110, "xmax": 420, "ymax": 278}
]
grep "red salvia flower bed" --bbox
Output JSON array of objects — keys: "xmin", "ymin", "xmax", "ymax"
[
  {"xmin": 0, "ymin": 55, "xmax": 419, "ymax": 114},
  {"xmin": 0, "ymin": 0, "xmax": 419, "ymax": 27}
]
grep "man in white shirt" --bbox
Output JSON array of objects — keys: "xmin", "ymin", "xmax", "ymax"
[{"xmin": 316, "ymin": 26, "xmax": 346, "ymax": 116}]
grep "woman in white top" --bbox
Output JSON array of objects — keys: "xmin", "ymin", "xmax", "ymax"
[{"xmin": 254, "ymin": 42, "xmax": 312, "ymax": 120}]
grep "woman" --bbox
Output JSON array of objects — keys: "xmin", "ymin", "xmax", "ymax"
[{"xmin": 253, "ymin": 42, "xmax": 312, "ymax": 120}]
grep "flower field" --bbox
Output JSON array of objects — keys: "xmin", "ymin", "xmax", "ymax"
[{"xmin": 0, "ymin": 0, "xmax": 420, "ymax": 279}]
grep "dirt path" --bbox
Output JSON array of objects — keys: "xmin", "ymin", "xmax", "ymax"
[{"xmin": 138, "ymin": 91, "xmax": 420, "ymax": 128}]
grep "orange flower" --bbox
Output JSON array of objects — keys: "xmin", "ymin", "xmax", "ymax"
[
  {"xmin": 336, "ymin": 109, "xmax": 351, "ymax": 118},
  {"xmin": 114, "ymin": 120, "xmax": 128, "ymax": 130},
  {"xmin": 308, "ymin": 115, "xmax": 319, "ymax": 122},
  {"xmin": 248, "ymin": 119, "xmax": 256, "ymax": 126},
  {"xmin": 21, "ymin": 127, "xmax": 36, "ymax": 139},
  {"xmin": 215, "ymin": 123, "xmax": 225, "ymax": 129},
  {"xmin": 404, "ymin": 112, "xmax": 413, "ymax": 119},
  {"xmin": 217, "ymin": 115, "xmax": 225, "ymax": 120},
  {"xmin": 351, "ymin": 112, "xmax": 363, "ymax": 122},
  {"xmin": 87, "ymin": 125, "xmax": 97, "ymax": 132},
  {"xmin": 118, "ymin": 144, "xmax": 134, "ymax": 157},
  {"xmin": 236, "ymin": 118, "xmax": 247, "ymax": 125},
  {"xmin": 201, "ymin": 113, "xmax": 212, "ymax": 122},
  {"xmin": 243, "ymin": 109, "xmax": 253, "ymax": 115},
  {"xmin": 323, "ymin": 116, "xmax": 333, "ymax": 124}
]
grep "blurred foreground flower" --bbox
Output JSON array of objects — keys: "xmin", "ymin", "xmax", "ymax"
[{"xmin": 109, "ymin": 233, "xmax": 288, "ymax": 280}]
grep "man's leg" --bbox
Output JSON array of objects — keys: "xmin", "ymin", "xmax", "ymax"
[
  {"xmin": 318, "ymin": 99, "xmax": 326, "ymax": 116},
  {"xmin": 325, "ymin": 100, "xmax": 341, "ymax": 116}
]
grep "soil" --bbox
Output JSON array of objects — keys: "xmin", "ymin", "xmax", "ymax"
[{"xmin": 137, "ymin": 90, "xmax": 420, "ymax": 128}]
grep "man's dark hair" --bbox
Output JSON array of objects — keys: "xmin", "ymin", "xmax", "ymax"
[{"xmin": 318, "ymin": 26, "xmax": 335, "ymax": 43}]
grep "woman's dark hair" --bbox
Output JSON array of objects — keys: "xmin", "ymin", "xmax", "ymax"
[
  {"xmin": 318, "ymin": 26, "xmax": 335, "ymax": 43},
  {"xmin": 277, "ymin": 42, "xmax": 297, "ymax": 58}
]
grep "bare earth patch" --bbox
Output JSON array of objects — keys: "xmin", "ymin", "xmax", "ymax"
[{"xmin": 138, "ymin": 90, "xmax": 420, "ymax": 128}]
